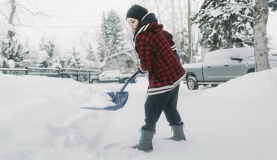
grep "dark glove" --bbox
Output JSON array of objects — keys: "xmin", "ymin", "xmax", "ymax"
[
  {"xmin": 174, "ymin": 50, "xmax": 180, "ymax": 61},
  {"xmin": 138, "ymin": 67, "xmax": 147, "ymax": 74}
]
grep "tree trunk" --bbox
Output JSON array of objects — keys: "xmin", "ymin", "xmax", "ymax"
[
  {"xmin": 253, "ymin": 0, "xmax": 269, "ymax": 71},
  {"xmin": 9, "ymin": 0, "xmax": 16, "ymax": 25},
  {"xmin": 226, "ymin": 23, "xmax": 233, "ymax": 48},
  {"xmin": 178, "ymin": 0, "xmax": 184, "ymax": 53},
  {"xmin": 187, "ymin": 0, "xmax": 192, "ymax": 63}
]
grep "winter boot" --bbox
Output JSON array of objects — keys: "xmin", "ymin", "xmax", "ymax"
[
  {"xmin": 168, "ymin": 124, "xmax": 186, "ymax": 141},
  {"xmin": 132, "ymin": 129, "xmax": 155, "ymax": 152}
]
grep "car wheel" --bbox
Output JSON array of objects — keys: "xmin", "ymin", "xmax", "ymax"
[
  {"xmin": 187, "ymin": 77, "xmax": 199, "ymax": 90},
  {"xmin": 123, "ymin": 79, "xmax": 129, "ymax": 83},
  {"xmin": 91, "ymin": 80, "xmax": 99, "ymax": 84},
  {"xmin": 211, "ymin": 84, "xmax": 218, "ymax": 87},
  {"xmin": 247, "ymin": 68, "xmax": 255, "ymax": 73}
]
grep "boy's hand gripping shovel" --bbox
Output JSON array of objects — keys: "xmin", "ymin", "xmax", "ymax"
[{"xmin": 80, "ymin": 71, "xmax": 140, "ymax": 111}]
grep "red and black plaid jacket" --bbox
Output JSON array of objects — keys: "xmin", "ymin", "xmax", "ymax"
[{"xmin": 134, "ymin": 21, "xmax": 185, "ymax": 95}]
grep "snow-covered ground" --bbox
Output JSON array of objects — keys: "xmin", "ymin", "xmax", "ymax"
[{"xmin": 0, "ymin": 68, "xmax": 277, "ymax": 160}]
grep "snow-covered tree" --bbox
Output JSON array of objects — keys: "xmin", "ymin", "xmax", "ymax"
[
  {"xmin": 193, "ymin": 0, "xmax": 254, "ymax": 51},
  {"xmin": 85, "ymin": 44, "xmax": 96, "ymax": 61},
  {"xmin": 37, "ymin": 50, "xmax": 51, "ymax": 68},
  {"xmin": 97, "ymin": 10, "xmax": 127, "ymax": 71},
  {"xmin": 0, "ymin": 25, "xmax": 29, "ymax": 68},
  {"xmin": 52, "ymin": 48, "xmax": 85, "ymax": 69},
  {"xmin": 71, "ymin": 48, "xmax": 84, "ymax": 69},
  {"xmin": 194, "ymin": 0, "xmax": 277, "ymax": 71},
  {"xmin": 39, "ymin": 36, "xmax": 55, "ymax": 59},
  {"xmin": 175, "ymin": 27, "xmax": 199, "ymax": 64},
  {"xmin": 176, "ymin": 27, "xmax": 189, "ymax": 63}
]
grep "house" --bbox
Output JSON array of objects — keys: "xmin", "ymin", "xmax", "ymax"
[{"xmin": 107, "ymin": 48, "xmax": 138, "ymax": 74}]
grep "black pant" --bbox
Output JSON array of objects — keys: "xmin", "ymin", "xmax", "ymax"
[{"xmin": 142, "ymin": 84, "xmax": 182, "ymax": 132}]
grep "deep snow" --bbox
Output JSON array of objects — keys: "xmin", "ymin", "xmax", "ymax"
[{"xmin": 0, "ymin": 68, "xmax": 277, "ymax": 160}]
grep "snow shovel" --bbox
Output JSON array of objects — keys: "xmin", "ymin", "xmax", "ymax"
[{"xmin": 80, "ymin": 70, "xmax": 140, "ymax": 111}]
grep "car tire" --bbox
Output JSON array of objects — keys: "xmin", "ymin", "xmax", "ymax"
[
  {"xmin": 123, "ymin": 79, "xmax": 129, "ymax": 83},
  {"xmin": 247, "ymin": 68, "xmax": 255, "ymax": 73},
  {"xmin": 91, "ymin": 80, "xmax": 99, "ymax": 84},
  {"xmin": 211, "ymin": 84, "xmax": 218, "ymax": 87},
  {"xmin": 187, "ymin": 77, "xmax": 199, "ymax": 90}
]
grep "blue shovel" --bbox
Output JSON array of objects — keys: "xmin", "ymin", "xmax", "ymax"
[{"xmin": 80, "ymin": 70, "xmax": 140, "ymax": 111}]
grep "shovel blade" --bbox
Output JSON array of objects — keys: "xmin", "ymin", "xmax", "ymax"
[
  {"xmin": 104, "ymin": 91, "xmax": 129, "ymax": 110},
  {"xmin": 81, "ymin": 91, "xmax": 129, "ymax": 111},
  {"xmin": 80, "ymin": 71, "xmax": 139, "ymax": 111}
]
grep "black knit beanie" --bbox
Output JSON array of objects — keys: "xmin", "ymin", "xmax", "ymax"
[{"xmin": 126, "ymin": 5, "xmax": 147, "ymax": 21}]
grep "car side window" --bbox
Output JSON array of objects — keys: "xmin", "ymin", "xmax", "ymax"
[
  {"xmin": 224, "ymin": 51, "xmax": 240, "ymax": 60},
  {"xmin": 212, "ymin": 51, "xmax": 225, "ymax": 60}
]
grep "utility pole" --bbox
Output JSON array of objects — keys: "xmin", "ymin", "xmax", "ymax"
[{"xmin": 187, "ymin": 0, "xmax": 192, "ymax": 63}]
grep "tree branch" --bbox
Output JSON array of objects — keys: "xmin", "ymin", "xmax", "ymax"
[
  {"xmin": 238, "ymin": 13, "xmax": 254, "ymax": 20},
  {"xmin": 219, "ymin": 2, "xmax": 255, "ymax": 13},
  {"xmin": 268, "ymin": 0, "xmax": 277, "ymax": 5},
  {"xmin": 15, "ymin": 3, "xmax": 49, "ymax": 17},
  {"xmin": 0, "ymin": 8, "xmax": 9, "ymax": 21}
]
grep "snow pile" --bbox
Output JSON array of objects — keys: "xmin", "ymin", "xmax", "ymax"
[
  {"xmin": 0, "ymin": 68, "xmax": 277, "ymax": 160},
  {"xmin": 82, "ymin": 93, "xmax": 115, "ymax": 108},
  {"xmin": 203, "ymin": 68, "xmax": 277, "ymax": 97}
]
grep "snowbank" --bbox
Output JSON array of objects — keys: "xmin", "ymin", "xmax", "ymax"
[{"xmin": 0, "ymin": 68, "xmax": 277, "ymax": 160}]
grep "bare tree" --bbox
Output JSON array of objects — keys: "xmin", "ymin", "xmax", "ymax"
[
  {"xmin": 120, "ymin": 16, "xmax": 140, "ymax": 65},
  {"xmin": 154, "ymin": 0, "xmax": 163, "ymax": 24},
  {"xmin": 0, "ymin": 0, "xmax": 49, "ymax": 26},
  {"xmin": 187, "ymin": 0, "xmax": 192, "ymax": 63}
]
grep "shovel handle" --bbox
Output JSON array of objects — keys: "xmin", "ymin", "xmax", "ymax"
[{"xmin": 120, "ymin": 70, "xmax": 140, "ymax": 92}]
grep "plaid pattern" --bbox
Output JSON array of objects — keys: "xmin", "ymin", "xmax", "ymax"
[{"xmin": 135, "ymin": 22, "xmax": 185, "ymax": 95}]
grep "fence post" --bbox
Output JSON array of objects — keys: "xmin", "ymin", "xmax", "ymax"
[
  {"xmin": 25, "ymin": 67, "xmax": 28, "ymax": 75},
  {"xmin": 76, "ymin": 69, "xmax": 79, "ymax": 81},
  {"xmin": 57, "ymin": 68, "xmax": 60, "ymax": 78},
  {"xmin": 89, "ymin": 71, "xmax": 91, "ymax": 83}
]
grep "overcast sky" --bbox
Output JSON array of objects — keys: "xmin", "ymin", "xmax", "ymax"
[{"xmin": 14, "ymin": 0, "xmax": 133, "ymax": 51}]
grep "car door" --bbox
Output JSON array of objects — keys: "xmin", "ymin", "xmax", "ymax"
[
  {"xmin": 107, "ymin": 71, "xmax": 120, "ymax": 82},
  {"xmin": 99, "ymin": 71, "xmax": 120, "ymax": 83},
  {"xmin": 203, "ymin": 51, "xmax": 225, "ymax": 81},
  {"xmin": 99, "ymin": 72, "xmax": 109, "ymax": 82},
  {"xmin": 223, "ymin": 51, "xmax": 245, "ymax": 81}
]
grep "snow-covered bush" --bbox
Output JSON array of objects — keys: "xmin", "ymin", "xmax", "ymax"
[
  {"xmin": 39, "ymin": 36, "xmax": 55, "ymax": 58},
  {"xmin": 0, "ymin": 25, "xmax": 29, "ymax": 68},
  {"xmin": 52, "ymin": 54, "xmax": 85, "ymax": 69},
  {"xmin": 36, "ymin": 50, "xmax": 51, "ymax": 68}
]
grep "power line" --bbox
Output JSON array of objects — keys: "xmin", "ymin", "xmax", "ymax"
[
  {"xmin": 19, "ymin": 25, "xmax": 100, "ymax": 28},
  {"xmin": 48, "ymin": 16, "xmax": 102, "ymax": 18},
  {"xmin": 0, "ymin": 15, "xmax": 102, "ymax": 20},
  {"xmin": 25, "ymin": 0, "xmax": 102, "ymax": 4}
]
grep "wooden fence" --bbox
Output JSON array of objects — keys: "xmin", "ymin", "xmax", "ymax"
[{"xmin": 0, "ymin": 67, "xmax": 99, "ymax": 83}]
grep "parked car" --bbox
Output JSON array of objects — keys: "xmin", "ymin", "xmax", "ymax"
[
  {"xmin": 90, "ymin": 70, "xmax": 137, "ymax": 84},
  {"xmin": 183, "ymin": 48, "xmax": 277, "ymax": 90}
]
